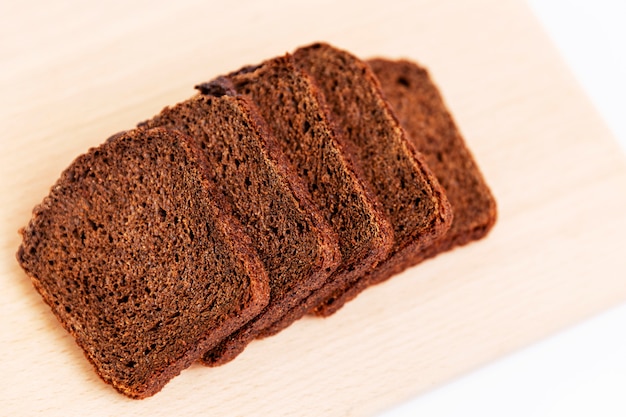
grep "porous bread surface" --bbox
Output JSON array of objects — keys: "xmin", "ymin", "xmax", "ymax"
[
  {"xmin": 368, "ymin": 58, "xmax": 496, "ymax": 252},
  {"xmin": 16, "ymin": 127, "xmax": 269, "ymax": 398},
  {"xmin": 142, "ymin": 95, "xmax": 339, "ymax": 365},
  {"xmin": 294, "ymin": 43, "xmax": 452, "ymax": 316},
  {"xmin": 325, "ymin": 59, "xmax": 498, "ymax": 309},
  {"xmin": 196, "ymin": 54, "xmax": 392, "ymax": 338}
]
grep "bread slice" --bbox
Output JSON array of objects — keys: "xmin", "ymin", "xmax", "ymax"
[
  {"xmin": 195, "ymin": 54, "xmax": 393, "ymax": 337},
  {"xmin": 293, "ymin": 43, "xmax": 453, "ymax": 316},
  {"xmin": 141, "ymin": 95, "xmax": 340, "ymax": 365},
  {"xmin": 327, "ymin": 59, "xmax": 498, "ymax": 309},
  {"xmin": 368, "ymin": 58, "xmax": 497, "ymax": 255},
  {"xmin": 16, "ymin": 127, "xmax": 270, "ymax": 398}
]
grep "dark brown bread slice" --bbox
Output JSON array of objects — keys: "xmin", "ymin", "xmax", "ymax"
[
  {"xmin": 293, "ymin": 43, "xmax": 452, "ymax": 316},
  {"xmin": 196, "ymin": 54, "xmax": 393, "ymax": 338},
  {"xmin": 16, "ymin": 127, "xmax": 269, "ymax": 398},
  {"xmin": 368, "ymin": 58, "xmax": 497, "ymax": 254},
  {"xmin": 328, "ymin": 59, "xmax": 498, "ymax": 309},
  {"xmin": 141, "ymin": 95, "xmax": 340, "ymax": 365}
]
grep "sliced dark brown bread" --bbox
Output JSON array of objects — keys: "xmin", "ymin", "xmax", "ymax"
[
  {"xmin": 141, "ymin": 94, "xmax": 340, "ymax": 365},
  {"xmin": 368, "ymin": 58, "xmax": 496, "ymax": 254},
  {"xmin": 196, "ymin": 54, "xmax": 393, "ymax": 338},
  {"xmin": 293, "ymin": 43, "xmax": 453, "ymax": 316},
  {"xmin": 16, "ymin": 127, "xmax": 270, "ymax": 398},
  {"xmin": 328, "ymin": 59, "xmax": 498, "ymax": 309}
]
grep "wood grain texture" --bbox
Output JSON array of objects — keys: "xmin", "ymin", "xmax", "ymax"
[{"xmin": 2, "ymin": 0, "xmax": 626, "ymax": 415}]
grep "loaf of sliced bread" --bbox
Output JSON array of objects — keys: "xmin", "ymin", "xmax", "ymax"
[
  {"xmin": 16, "ymin": 127, "xmax": 270, "ymax": 398},
  {"xmin": 196, "ymin": 54, "xmax": 393, "ymax": 338},
  {"xmin": 293, "ymin": 43, "xmax": 453, "ymax": 316},
  {"xmin": 369, "ymin": 58, "xmax": 496, "ymax": 255},
  {"xmin": 141, "ymin": 94, "xmax": 340, "ymax": 365}
]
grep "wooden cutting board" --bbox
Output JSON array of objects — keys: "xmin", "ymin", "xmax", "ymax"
[{"xmin": 2, "ymin": 0, "xmax": 626, "ymax": 415}]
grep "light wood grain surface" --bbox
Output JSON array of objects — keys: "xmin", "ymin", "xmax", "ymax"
[{"xmin": 2, "ymin": 0, "xmax": 626, "ymax": 415}]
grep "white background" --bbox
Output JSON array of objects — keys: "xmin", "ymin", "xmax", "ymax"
[{"xmin": 381, "ymin": 1, "xmax": 626, "ymax": 416}]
